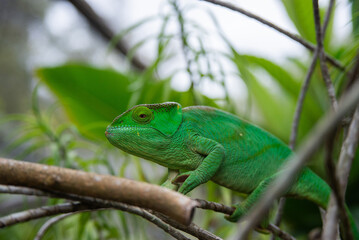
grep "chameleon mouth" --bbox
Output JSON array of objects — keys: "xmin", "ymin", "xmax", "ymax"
[
  {"xmin": 105, "ymin": 125, "xmax": 114, "ymax": 137},
  {"xmin": 106, "ymin": 124, "xmax": 167, "ymax": 138},
  {"xmin": 105, "ymin": 130, "xmax": 111, "ymax": 136}
]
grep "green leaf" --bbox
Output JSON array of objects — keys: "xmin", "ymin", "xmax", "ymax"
[
  {"xmin": 351, "ymin": 0, "xmax": 359, "ymax": 39},
  {"xmin": 241, "ymin": 55, "xmax": 300, "ymax": 97},
  {"xmin": 37, "ymin": 63, "xmax": 217, "ymax": 141},
  {"xmin": 281, "ymin": 0, "xmax": 333, "ymax": 48},
  {"xmin": 240, "ymin": 55, "xmax": 322, "ymax": 120},
  {"xmin": 231, "ymin": 52, "xmax": 294, "ymax": 140},
  {"xmin": 37, "ymin": 63, "xmax": 134, "ymax": 140},
  {"xmin": 281, "ymin": 0, "xmax": 316, "ymax": 43}
]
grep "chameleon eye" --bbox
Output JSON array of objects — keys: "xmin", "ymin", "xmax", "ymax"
[{"xmin": 132, "ymin": 106, "xmax": 153, "ymax": 124}]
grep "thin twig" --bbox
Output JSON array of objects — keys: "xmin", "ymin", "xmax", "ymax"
[
  {"xmin": 312, "ymin": 0, "xmax": 338, "ymax": 110},
  {"xmin": 34, "ymin": 213, "xmax": 76, "ymax": 240},
  {"xmin": 322, "ymin": 107, "xmax": 359, "ymax": 240},
  {"xmin": 267, "ymin": 224, "xmax": 296, "ymax": 240},
  {"xmin": 289, "ymin": 51, "xmax": 319, "ymax": 148},
  {"xmin": 235, "ymin": 80, "xmax": 359, "ymax": 239},
  {"xmin": 199, "ymin": 0, "xmax": 344, "ymax": 70},
  {"xmin": 270, "ymin": 197, "xmax": 287, "ymax": 240},
  {"xmin": 337, "ymin": 107, "xmax": 359, "ymax": 194},
  {"xmin": 0, "ymin": 202, "xmax": 98, "ymax": 228},
  {"xmin": 323, "ymin": 133, "xmax": 340, "ymax": 240},
  {"xmin": 195, "ymin": 198, "xmax": 234, "ymax": 215},
  {"xmin": 152, "ymin": 211, "xmax": 223, "ymax": 240},
  {"xmin": 66, "ymin": 0, "xmax": 147, "ymax": 71},
  {"xmin": 195, "ymin": 199, "xmax": 296, "ymax": 240},
  {"xmin": 322, "ymin": 131, "xmax": 343, "ymax": 240}
]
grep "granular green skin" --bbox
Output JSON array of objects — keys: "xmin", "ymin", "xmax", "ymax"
[{"xmin": 106, "ymin": 102, "xmax": 358, "ymax": 236}]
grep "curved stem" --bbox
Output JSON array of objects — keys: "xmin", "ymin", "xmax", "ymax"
[
  {"xmin": 199, "ymin": 0, "xmax": 344, "ymax": 70},
  {"xmin": 312, "ymin": 0, "xmax": 338, "ymax": 111}
]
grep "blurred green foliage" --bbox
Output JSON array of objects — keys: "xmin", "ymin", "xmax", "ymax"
[
  {"xmin": 36, "ymin": 64, "xmax": 217, "ymax": 141},
  {"xmin": 1, "ymin": 0, "xmax": 359, "ymax": 239}
]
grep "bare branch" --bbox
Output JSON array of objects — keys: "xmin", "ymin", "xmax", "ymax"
[
  {"xmin": 0, "ymin": 185, "xmax": 192, "ymax": 240},
  {"xmin": 322, "ymin": 132, "xmax": 344, "ymax": 240},
  {"xmin": 66, "ymin": 0, "xmax": 147, "ymax": 71},
  {"xmin": 195, "ymin": 199, "xmax": 295, "ymax": 240},
  {"xmin": 198, "ymin": 0, "xmax": 344, "ymax": 70},
  {"xmin": 312, "ymin": 0, "xmax": 338, "ymax": 110},
  {"xmin": 322, "ymin": 107, "xmax": 359, "ymax": 240},
  {"xmin": 195, "ymin": 198, "xmax": 234, "ymax": 215},
  {"xmin": 0, "ymin": 202, "xmax": 98, "ymax": 228},
  {"xmin": 270, "ymin": 197, "xmax": 287, "ymax": 240},
  {"xmin": 289, "ymin": 51, "xmax": 319, "ymax": 148},
  {"xmin": 152, "ymin": 211, "xmax": 223, "ymax": 240},
  {"xmin": 337, "ymin": 107, "xmax": 359, "ymax": 193},
  {"xmin": 0, "ymin": 185, "xmax": 55, "ymax": 198},
  {"xmin": 235, "ymin": 80, "xmax": 359, "ymax": 239},
  {"xmin": 0, "ymin": 158, "xmax": 197, "ymax": 225},
  {"xmin": 267, "ymin": 224, "xmax": 296, "ymax": 240},
  {"xmin": 34, "ymin": 213, "xmax": 76, "ymax": 240}
]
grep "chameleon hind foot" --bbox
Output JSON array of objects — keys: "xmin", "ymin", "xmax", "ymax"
[
  {"xmin": 225, "ymin": 204, "xmax": 245, "ymax": 222},
  {"xmin": 225, "ymin": 204, "xmax": 270, "ymax": 234}
]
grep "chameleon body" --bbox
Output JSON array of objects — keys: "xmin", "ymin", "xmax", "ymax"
[{"xmin": 105, "ymin": 102, "xmax": 358, "ymax": 237}]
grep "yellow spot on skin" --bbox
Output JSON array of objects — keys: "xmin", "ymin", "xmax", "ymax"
[{"xmin": 137, "ymin": 132, "xmax": 140, "ymax": 136}]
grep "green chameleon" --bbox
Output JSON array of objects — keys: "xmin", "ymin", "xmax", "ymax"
[{"xmin": 105, "ymin": 102, "xmax": 358, "ymax": 238}]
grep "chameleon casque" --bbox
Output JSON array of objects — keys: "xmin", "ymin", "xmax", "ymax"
[{"xmin": 105, "ymin": 102, "xmax": 359, "ymax": 238}]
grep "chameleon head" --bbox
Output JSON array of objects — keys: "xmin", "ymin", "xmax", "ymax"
[{"xmin": 105, "ymin": 102, "xmax": 183, "ymax": 159}]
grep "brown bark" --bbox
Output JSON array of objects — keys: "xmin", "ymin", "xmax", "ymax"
[{"xmin": 0, "ymin": 158, "xmax": 197, "ymax": 225}]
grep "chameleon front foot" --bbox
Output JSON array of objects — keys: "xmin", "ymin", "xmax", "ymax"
[
  {"xmin": 172, "ymin": 172, "xmax": 191, "ymax": 185},
  {"xmin": 172, "ymin": 171, "xmax": 202, "ymax": 195}
]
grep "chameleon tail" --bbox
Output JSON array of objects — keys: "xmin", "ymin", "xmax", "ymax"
[{"xmin": 291, "ymin": 169, "xmax": 358, "ymax": 239}]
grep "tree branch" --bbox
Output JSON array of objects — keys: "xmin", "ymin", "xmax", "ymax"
[
  {"xmin": 289, "ymin": 51, "xmax": 319, "ymax": 148},
  {"xmin": 195, "ymin": 199, "xmax": 296, "ymax": 240},
  {"xmin": 34, "ymin": 213, "xmax": 76, "ymax": 240},
  {"xmin": 152, "ymin": 211, "xmax": 223, "ymax": 240},
  {"xmin": 312, "ymin": 0, "xmax": 338, "ymax": 110},
  {"xmin": 0, "ymin": 185, "xmax": 192, "ymax": 240},
  {"xmin": 0, "ymin": 202, "xmax": 98, "ymax": 228},
  {"xmin": 66, "ymin": 0, "xmax": 147, "ymax": 71},
  {"xmin": 198, "ymin": 0, "xmax": 344, "ymax": 70},
  {"xmin": 0, "ymin": 158, "xmax": 197, "ymax": 225},
  {"xmin": 322, "ymin": 107, "xmax": 359, "ymax": 240},
  {"xmin": 235, "ymin": 79, "xmax": 359, "ymax": 239}
]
